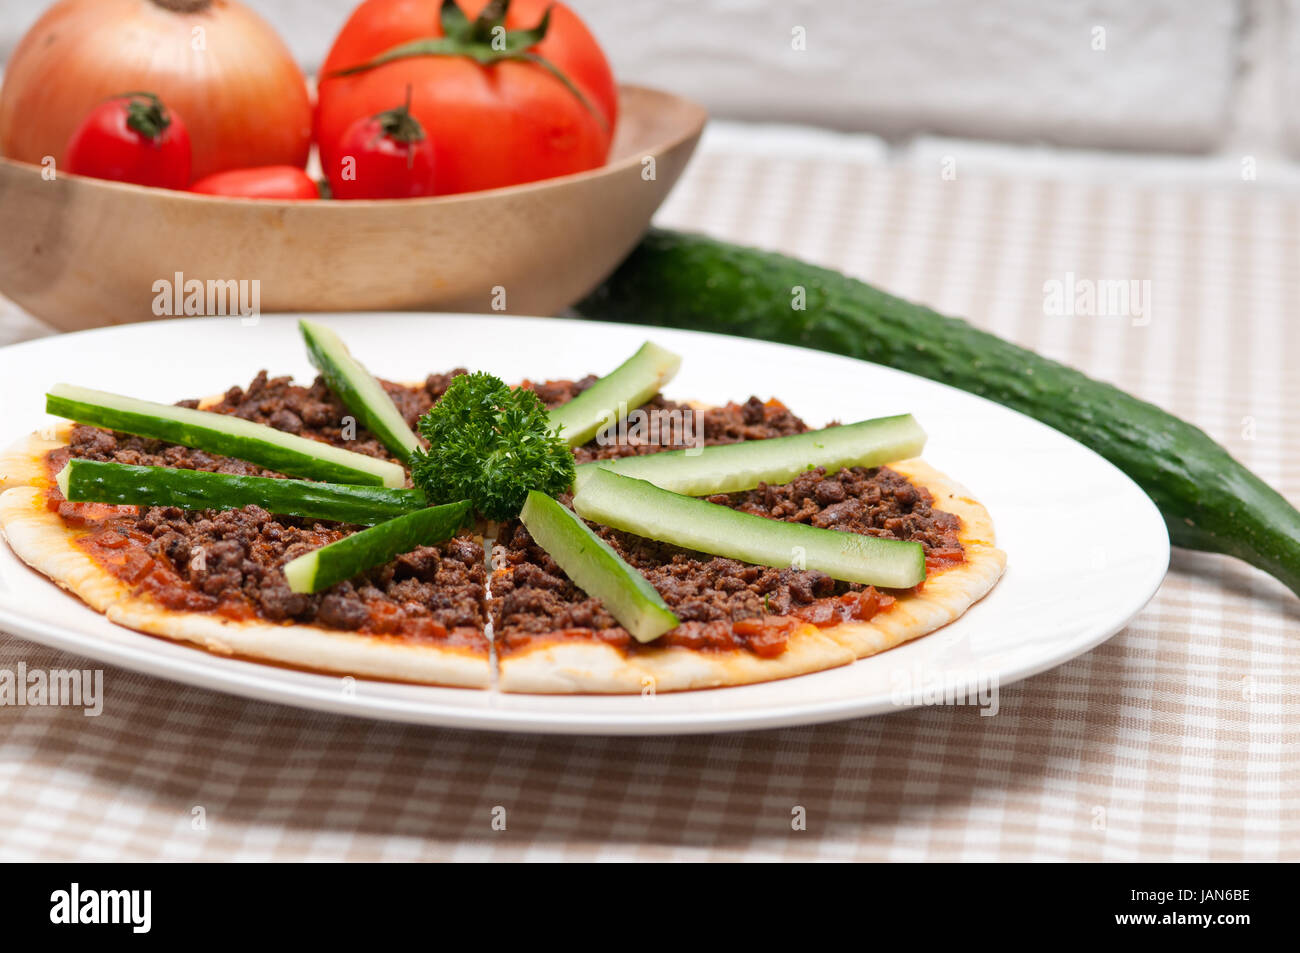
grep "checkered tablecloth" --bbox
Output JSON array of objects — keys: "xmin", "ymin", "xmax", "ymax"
[{"xmin": 1, "ymin": 125, "xmax": 1297, "ymax": 861}]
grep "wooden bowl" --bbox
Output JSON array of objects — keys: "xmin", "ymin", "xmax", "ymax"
[{"xmin": 0, "ymin": 85, "xmax": 706, "ymax": 331}]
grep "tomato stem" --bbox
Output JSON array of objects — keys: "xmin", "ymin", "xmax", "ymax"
[
  {"xmin": 369, "ymin": 85, "xmax": 426, "ymax": 171},
  {"xmin": 116, "ymin": 92, "xmax": 172, "ymax": 141},
  {"xmin": 373, "ymin": 85, "xmax": 425, "ymax": 146}
]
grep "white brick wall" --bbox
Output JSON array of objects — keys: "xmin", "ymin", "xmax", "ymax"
[{"xmin": 0, "ymin": 0, "xmax": 1284, "ymax": 155}]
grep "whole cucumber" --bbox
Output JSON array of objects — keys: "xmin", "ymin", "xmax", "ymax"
[{"xmin": 575, "ymin": 228, "xmax": 1300, "ymax": 598}]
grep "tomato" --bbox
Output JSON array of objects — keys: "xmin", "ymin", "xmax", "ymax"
[
  {"xmin": 329, "ymin": 94, "xmax": 438, "ymax": 199},
  {"xmin": 64, "ymin": 92, "xmax": 191, "ymax": 189},
  {"xmin": 190, "ymin": 166, "xmax": 320, "ymax": 200},
  {"xmin": 316, "ymin": 0, "xmax": 617, "ymax": 196}
]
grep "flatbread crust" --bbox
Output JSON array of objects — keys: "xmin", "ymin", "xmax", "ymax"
[
  {"xmin": 496, "ymin": 627, "xmax": 856, "ymax": 694},
  {"xmin": 0, "ymin": 429, "xmax": 491, "ymax": 689},
  {"xmin": 0, "ymin": 423, "xmax": 70, "ymax": 491},
  {"xmin": 497, "ymin": 456, "xmax": 1006, "ymax": 694},
  {"xmin": 0, "ymin": 485, "xmax": 135, "ymax": 613},
  {"xmin": 818, "ymin": 457, "xmax": 1006, "ymax": 659}
]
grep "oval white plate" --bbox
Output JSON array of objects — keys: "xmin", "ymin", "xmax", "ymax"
[{"xmin": 0, "ymin": 315, "xmax": 1167, "ymax": 734}]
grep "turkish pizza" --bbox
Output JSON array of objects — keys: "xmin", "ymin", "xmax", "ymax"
[{"xmin": 0, "ymin": 323, "xmax": 1005, "ymax": 693}]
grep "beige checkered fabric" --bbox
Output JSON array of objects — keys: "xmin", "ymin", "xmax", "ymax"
[{"xmin": 1, "ymin": 127, "xmax": 1297, "ymax": 861}]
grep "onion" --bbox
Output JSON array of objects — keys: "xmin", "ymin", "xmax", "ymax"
[{"xmin": 0, "ymin": 0, "xmax": 313, "ymax": 182}]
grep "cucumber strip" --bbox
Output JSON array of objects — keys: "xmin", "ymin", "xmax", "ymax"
[
  {"xmin": 46, "ymin": 383, "xmax": 406, "ymax": 488},
  {"xmin": 575, "ymin": 414, "xmax": 926, "ymax": 496},
  {"xmin": 299, "ymin": 319, "xmax": 421, "ymax": 460},
  {"xmin": 573, "ymin": 469, "xmax": 926, "ymax": 589},
  {"xmin": 57, "ymin": 459, "xmax": 426, "ymax": 525},
  {"xmin": 519, "ymin": 490, "xmax": 679, "ymax": 643},
  {"xmin": 283, "ymin": 500, "xmax": 471, "ymax": 594},
  {"xmin": 547, "ymin": 341, "xmax": 682, "ymax": 447}
]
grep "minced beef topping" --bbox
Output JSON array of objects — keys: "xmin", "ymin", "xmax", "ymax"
[
  {"xmin": 49, "ymin": 370, "xmax": 965, "ymax": 655},
  {"xmin": 54, "ymin": 370, "xmax": 487, "ymax": 644},
  {"xmin": 491, "ymin": 392, "xmax": 965, "ymax": 657},
  {"xmin": 526, "ymin": 376, "xmax": 807, "ymax": 465},
  {"xmin": 63, "ymin": 369, "xmax": 470, "ymax": 477},
  {"xmin": 490, "ymin": 464, "xmax": 958, "ymax": 657},
  {"xmin": 198, "ymin": 369, "xmax": 469, "ymax": 465},
  {"xmin": 716, "ymin": 465, "xmax": 962, "ymax": 555},
  {"xmin": 71, "ymin": 499, "xmax": 488, "ymax": 644}
]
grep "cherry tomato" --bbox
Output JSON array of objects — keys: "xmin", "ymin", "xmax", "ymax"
[
  {"xmin": 64, "ymin": 92, "xmax": 191, "ymax": 189},
  {"xmin": 317, "ymin": 0, "xmax": 616, "ymax": 196},
  {"xmin": 328, "ymin": 93, "xmax": 437, "ymax": 200},
  {"xmin": 190, "ymin": 166, "xmax": 320, "ymax": 200}
]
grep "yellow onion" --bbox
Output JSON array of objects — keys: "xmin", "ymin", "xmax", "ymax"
[{"xmin": 0, "ymin": 0, "xmax": 312, "ymax": 181}]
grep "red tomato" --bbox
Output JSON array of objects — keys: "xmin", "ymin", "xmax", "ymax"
[
  {"xmin": 190, "ymin": 166, "xmax": 320, "ymax": 200},
  {"xmin": 316, "ymin": 0, "xmax": 617, "ymax": 196},
  {"xmin": 329, "ymin": 95, "xmax": 438, "ymax": 199},
  {"xmin": 64, "ymin": 92, "xmax": 191, "ymax": 189}
]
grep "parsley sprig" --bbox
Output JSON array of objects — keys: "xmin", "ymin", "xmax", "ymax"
[{"xmin": 409, "ymin": 372, "xmax": 575, "ymax": 521}]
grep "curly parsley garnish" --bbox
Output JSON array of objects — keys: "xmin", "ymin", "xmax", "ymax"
[{"xmin": 409, "ymin": 372, "xmax": 575, "ymax": 521}]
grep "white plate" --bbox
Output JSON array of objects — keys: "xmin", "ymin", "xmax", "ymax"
[{"xmin": 0, "ymin": 315, "xmax": 1168, "ymax": 734}]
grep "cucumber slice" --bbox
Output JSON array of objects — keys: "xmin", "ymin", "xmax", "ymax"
[
  {"xmin": 283, "ymin": 500, "xmax": 471, "ymax": 594},
  {"xmin": 299, "ymin": 319, "xmax": 421, "ymax": 460},
  {"xmin": 519, "ymin": 490, "xmax": 679, "ymax": 643},
  {"xmin": 547, "ymin": 341, "xmax": 682, "ymax": 447},
  {"xmin": 58, "ymin": 459, "xmax": 426, "ymax": 525},
  {"xmin": 575, "ymin": 413, "xmax": 926, "ymax": 496},
  {"xmin": 573, "ymin": 469, "xmax": 926, "ymax": 589},
  {"xmin": 46, "ymin": 383, "xmax": 406, "ymax": 488}
]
